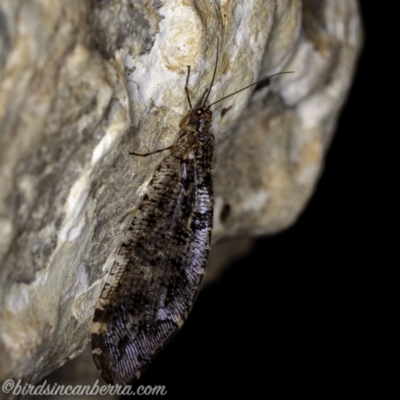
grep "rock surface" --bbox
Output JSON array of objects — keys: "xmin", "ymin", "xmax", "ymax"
[{"xmin": 0, "ymin": 0, "xmax": 362, "ymax": 390}]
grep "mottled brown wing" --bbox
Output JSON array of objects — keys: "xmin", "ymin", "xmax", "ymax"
[{"xmin": 91, "ymin": 135, "xmax": 214, "ymax": 386}]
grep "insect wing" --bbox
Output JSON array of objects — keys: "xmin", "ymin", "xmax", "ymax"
[{"xmin": 91, "ymin": 136, "xmax": 214, "ymax": 385}]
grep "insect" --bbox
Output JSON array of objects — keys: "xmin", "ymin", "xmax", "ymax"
[{"xmin": 90, "ymin": 40, "xmax": 293, "ymax": 386}]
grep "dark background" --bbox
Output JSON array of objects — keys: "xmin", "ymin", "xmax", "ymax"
[{"xmin": 123, "ymin": 3, "xmax": 378, "ymax": 397}]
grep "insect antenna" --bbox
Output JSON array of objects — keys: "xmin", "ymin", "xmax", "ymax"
[
  {"xmin": 208, "ymin": 71, "xmax": 294, "ymax": 108},
  {"xmin": 185, "ymin": 66, "xmax": 193, "ymax": 110},
  {"xmin": 203, "ymin": 37, "xmax": 219, "ymax": 107}
]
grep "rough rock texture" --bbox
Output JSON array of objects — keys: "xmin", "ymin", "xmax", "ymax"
[{"xmin": 0, "ymin": 0, "xmax": 362, "ymax": 391}]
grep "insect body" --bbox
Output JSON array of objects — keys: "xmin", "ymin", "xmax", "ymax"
[
  {"xmin": 91, "ymin": 67, "xmax": 215, "ymax": 386},
  {"xmin": 90, "ymin": 41, "xmax": 293, "ymax": 385}
]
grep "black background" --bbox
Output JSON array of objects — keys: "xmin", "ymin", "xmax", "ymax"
[{"xmin": 123, "ymin": 3, "xmax": 379, "ymax": 398}]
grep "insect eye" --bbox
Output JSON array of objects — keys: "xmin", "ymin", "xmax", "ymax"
[{"xmin": 196, "ymin": 109, "xmax": 203, "ymax": 116}]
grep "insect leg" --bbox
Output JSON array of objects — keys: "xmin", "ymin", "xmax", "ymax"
[{"xmin": 129, "ymin": 145, "xmax": 173, "ymax": 157}]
